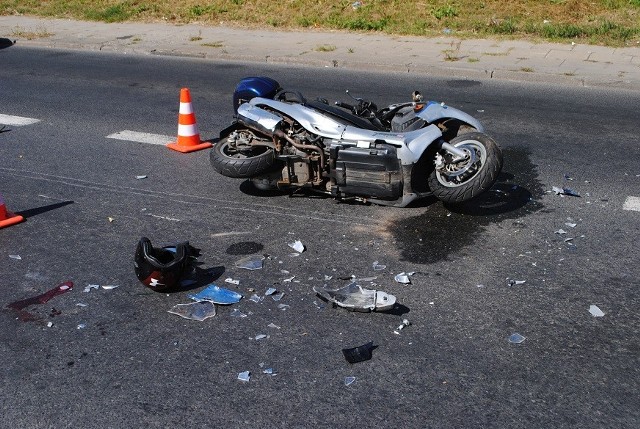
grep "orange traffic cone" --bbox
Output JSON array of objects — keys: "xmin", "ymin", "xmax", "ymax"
[
  {"xmin": 0, "ymin": 193, "xmax": 24, "ymax": 229},
  {"xmin": 167, "ymin": 88, "xmax": 213, "ymax": 153}
]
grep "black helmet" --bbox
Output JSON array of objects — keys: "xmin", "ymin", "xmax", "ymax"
[{"xmin": 134, "ymin": 237, "xmax": 200, "ymax": 292}]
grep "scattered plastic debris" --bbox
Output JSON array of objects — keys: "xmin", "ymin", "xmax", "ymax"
[
  {"xmin": 563, "ymin": 173, "xmax": 574, "ymax": 181},
  {"xmin": 225, "ymin": 277, "xmax": 240, "ymax": 285},
  {"xmin": 235, "ymin": 255, "xmax": 265, "ymax": 270},
  {"xmin": 313, "ymin": 282, "xmax": 396, "ymax": 312},
  {"xmin": 552, "ymin": 186, "xmax": 581, "ymax": 197},
  {"xmin": 238, "ymin": 371, "xmax": 251, "ymax": 382},
  {"xmin": 565, "ymin": 222, "xmax": 577, "ymax": 228},
  {"xmin": 188, "ymin": 284, "xmax": 242, "ymax": 305},
  {"xmin": 168, "ymin": 301, "xmax": 216, "ymax": 321},
  {"xmin": 288, "ymin": 240, "xmax": 305, "ymax": 253},
  {"xmin": 77, "ymin": 323, "xmax": 86, "ymax": 330},
  {"xmin": 508, "ymin": 279, "xmax": 526, "ymax": 286},
  {"xmin": 555, "ymin": 229, "xmax": 567, "ymax": 235},
  {"xmin": 271, "ymin": 292, "xmax": 285, "ymax": 301},
  {"xmin": 249, "ymin": 294, "xmax": 263, "ymax": 303},
  {"xmin": 344, "ymin": 376, "xmax": 356, "ymax": 386},
  {"xmin": 135, "ymin": 175, "xmax": 147, "ymax": 180},
  {"xmin": 83, "ymin": 284, "xmax": 100, "ymax": 293},
  {"xmin": 263, "ymin": 368, "xmax": 276, "ymax": 376},
  {"xmin": 372, "ymin": 261, "xmax": 386, "ymax": 271},
  {"xmin": 277, "ymin": 304, "xmax": 290, "ymax": 310},
  {"xmin": 265, "ymin": 287, "xmax": 277, "ymax": 296},
  {"xmin": 476, "ymin": 284, "xmax": 485, "ymax": 288},
  {"xmin": 508, "ymin": 333, "xmax": 526, "ymax": 344},
  {"xmin": 342, "ymin": 341, "xmax": 375, "ymax": 364},
  {"xmin": 267, "ymin": 323, "xmax": 280, "ymax": 329},
  {"xmin": 394, "ymin": 272, "xmax": 411, "ymax": 284},
  {"xmin": 589, "ymin": 305, "xmax": 605, "ymax": 317},
  {"xmin": 230, "ymin": 308, "xmax": 248, "ymax": 318},
  {"xmin": 255, "ymin": 334, "xmax": 268, "ymax": 340},
  {"xmin": 47, "ymin": 321, "xmax": 53, "ymax": 328},
  {"xmin": 283, "ymin": 276, "xmax": 296, "ymax": 283},
  {"xmin": 9, "ymin": 254, "xmax": 21, "ymax": 260}
]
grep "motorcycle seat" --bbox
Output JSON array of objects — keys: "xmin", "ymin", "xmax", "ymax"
[{"xmin": 305, "ymin": 99, "xmax": 381, "ymax": 131}]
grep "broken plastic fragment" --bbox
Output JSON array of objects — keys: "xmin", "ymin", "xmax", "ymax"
[
  {"xmin": 188, "ymin": 284, "xmax": 242, "ymax": 305},
  {"xmin": 271, "ymin": 292, "xmax": 285, "ymax": 301},
  {"xmin": 83, "ymin": 284, "xmax": 100, "ymax": 293},
  {"xmin": 47, "ymin": 321, "xmax": 53, "ymax": 328},
  {"xmin": 77, "ymin": 323, "xmax": 86, "ymax": 329},
  {"xmin": 255, "ymin": 334, "xmax": 268, "ymax": 340},
  {"xmin": 238, "ymin": 371, "xmax": 251, "ymax": 382},
  {"xmin": 589, "ymin": 304, "xmax": 605, "ymax": 317},
  {"xmin": 288, "ymin": 240, "xmax": 305, "ymax": 253},
  {"xmin": 562, "ymin": 187, "xmax": 580, "ymax": 197},
  {"xmin": 394, "ymin": 272, "xmax": 411, "ymax": 284},
  {"xmin": 313, "ymin": 282, "xmax": 396, "ymax": 312},
  {"xmin": 265, "ymin": 287, "xmax": 277, "ymax": 296},
  {"xmin": 249, "ymin": 294, "xmax": 263, "ymax": 303},
  {"xmin": 372, "ymin": 261, "xmax": 386, "ymax": 271},
  {"xmin": 235, "ymin": 255, "xmax": 264, "ymax": 270},
  {"xmin": 508, "ymin": 279, "xmax": 526, "ymax": 286},
  {"xmin": 135, "ymin": 175, "xmax": 147, "ymax": 179},
  {"xmin": 225, "ymin": 277, "xmax": 240, "ymax": 285},
  {"xmin": 267, "ymin": 323, "xmax": 280, "ymax": 329},
  {"xmin": 101, "ymin": 285, "xmax": 118, "ymax": 290},
  {"xmin": 230, "ymin": 308, "xmax": 248, "ymax": 318},
  {"xmin": 277, "ymin": 304, "xmax": 290, "ymax": 310},
  {"xmin": 565, "ymin": 222, "xmax": 577, "ymax": 228},
  {"xmin": 555, "ymin": 229, "xmax": 567, "ymax": 235},
  {"xmin": 508, "ymin": 333, "xmax": 526, "ymax": 344},
  {"xmin": 344, "ymin": 376, "xmax": 356, "ymax": 386},
  {"xmin": 263, "ymin": 368, "xmax": 276, "ymax": 375},
  {"xmin": 283, "ymin": 276, "xmax": 295, "ymax": 283},
  {"xmin": 168, "ymin": 301, "xmax": 216, "ymax": 321},
  {"xmin": 342, "ymin": 341, "xmax": 375, "ymax": 363},
  {"xmin": 9, "ymin": 254, "xmax": 21, "ymax": 260}
]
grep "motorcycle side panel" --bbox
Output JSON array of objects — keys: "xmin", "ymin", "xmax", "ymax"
[
  {"xmin": 418, "ymin": 102, "xmax": 484, "ymax": 132},
  {"xmin": 249, "ymin": 98, "xmax": 346, "ymax": 139}
]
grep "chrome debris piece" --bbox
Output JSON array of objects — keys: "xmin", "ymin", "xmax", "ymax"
[{"xmin": 313, "ymin": 282, "xmax": 396, "ymax": 312}]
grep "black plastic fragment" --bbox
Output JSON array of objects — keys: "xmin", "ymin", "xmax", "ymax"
[{"xmin": 342, "ymin": 341, "xmax": 375, "ymax": 364}]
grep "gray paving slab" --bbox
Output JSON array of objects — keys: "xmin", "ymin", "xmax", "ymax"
[{"xmin": 1, "ymin": 15, "xmax": 639, "ymax": 90}]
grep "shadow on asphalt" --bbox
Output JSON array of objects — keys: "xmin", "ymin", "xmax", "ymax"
[{"xmin": 16, "ymin": 200, "xmax": 74, "ymax": 218}]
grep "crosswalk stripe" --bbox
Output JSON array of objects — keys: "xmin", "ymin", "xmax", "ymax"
[
  {"xmin": 106, "ymin": 130, "xmax": 173, "ymax": 146},
  {"xmin": 623, "ymin": 196, "xmax": 640, "ymax": 212},
  {"xmin": 0, "ymin": 114, "xmax": 40, "ymax": 126}
]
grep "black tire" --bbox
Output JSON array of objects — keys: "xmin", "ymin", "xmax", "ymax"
[
  {"xmin": 428, "ymin": 132, "xmax": 503, "ymax": 204},
  {"xmin": 210, "ymin": 135, "xmax": 280, "ymax": 179}
]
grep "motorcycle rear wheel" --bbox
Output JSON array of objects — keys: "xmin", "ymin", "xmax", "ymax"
[
  {"xmin": 428, "ymin": 132, "xmax": 502, "ymax": 203},
  {"xmin": 210, "ymin": 136, "xmax": 280, "ymax": 179}
]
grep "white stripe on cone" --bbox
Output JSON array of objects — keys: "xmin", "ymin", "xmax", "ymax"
[
  {"xmin": 179, "ymin": 102, "xmax": 194, "ymax": 114},
  {"xmin": 178, "ymin": 123, "xmax": 198, "ymax": 136}
]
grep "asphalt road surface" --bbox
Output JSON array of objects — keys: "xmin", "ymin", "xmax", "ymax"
[{"xmin": 1, "ymin": 47, "xmax": 639, "ymax": 428}]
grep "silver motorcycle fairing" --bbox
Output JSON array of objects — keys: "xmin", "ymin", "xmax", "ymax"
[
  {"xmin": 417, "ymin": 102, "xmax": 485, "ymax": 132},
  {"xmin": 241, "ymin": 98, "xmax": 445, "ymax": 165},
  {"xmin": 247, "ymin": 97, "xmax": 346, "ymax": 139}
]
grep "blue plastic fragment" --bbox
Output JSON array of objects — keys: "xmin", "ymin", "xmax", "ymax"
[{"xmin": 189, "ymin": 284, "xmax": 242, "ymax": 305}]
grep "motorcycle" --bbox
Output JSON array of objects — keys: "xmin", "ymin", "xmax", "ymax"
[{"xmin": 210, "ymin": 76, "xmax": 503, "ymax": 207}]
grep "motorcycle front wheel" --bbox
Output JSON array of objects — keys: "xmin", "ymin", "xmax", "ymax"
[
  {"xmin": 428, "ymin": 132, "xmax": 503, "ymax": 203},
  {"xmin": 210, "ymin": 135, "xmax": 280, "ymax": 179}
]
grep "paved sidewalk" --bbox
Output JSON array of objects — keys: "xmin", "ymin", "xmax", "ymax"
[{"xmin": 2, "ymin": 16, "xmax": 639, "ymax": 90}]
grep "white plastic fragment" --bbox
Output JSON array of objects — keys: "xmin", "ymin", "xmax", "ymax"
[
  {"xmin": 83, "ymin": 284, "xmax": 100, "ymax": 293},
  {"xmin": 278, "ymin": 304, "xmax": 290, "ymax": 310},
  {"xmin": 101, "ymin": 285, "xmax": 119, "ymax": 290},
  {"xmin": 238, "ymin": 371, "xmax": 251, "ymax": 382},
  {"xmin": 255, "ymin": 334, "xmax": 268, "ymax": 340},
  {"xmin": 555, "ymin": 229, "xmax": 567, "ymax": 235},
  {"xmin": 508, "ymin": 279, "xmax": 526, "ymax": 286},
  {"xmin": 249, "ymin": 294, "xmax": 263, "ymax": 303},
  {"xmin": 47, "ymin": 322, "xmax": 53, "ymax": 328},
  {"xmin": 76, "ymin": 303, "xmax": 87, "ymax": 307},
  {"xmin": 230, "ymin": 309, "xmax": 248, "ymax": 318},
  {"xmin": 344, "ymin": 376, "xmax": 356, "ymax": 386},
  {"xmin": 225, "ymin": 277, "xmax": 240, "ymax": 285},
  {"xmin": 372, "ymin": 261, "xmax": 386, "ymax": 271},
  {"xmin": 396, "ymin": 319, "xmax": 411, "ymax": 331},
  {"xmin": 589, "ymin": 305, "xmax": 605, "ymax": 317},
  {"xmin": 135, "ymin": 175, "xmax": 147, "ymax": 179},
  {"xmin": 508, "ymin": 333, "xmax": 526, "ymax": 344},
  {"xmin": 265, "ymin": 287, "xmax": 277, "ymax": 296},
  {"xmin": 272, "ymin": 292, "xmax": 285, "ymax": 301},
  {"xmin": 565, "ymin": 222, "xmax": 577, "ymax": 228},
  {"xmin": 267, "ymin": 323, "xmax": 280, "ymax": 329},
  {"xmin": 263, "ymin": 368, "xmax": 276, "ymax": 376},
  {"xmin": 77, "ymin": 324, "xmax": 86, "ymax": 330},
  {"xmin": 9, "ymin": 255, "xmax": 21, "ymax": 260},
  {"xmin": 283, "ymin": 276, "xmax": 295, "ymax": 283},
  {"xmin": 288, "ymin": 240, "xmax": 305, "ymax": 253},
  {"xmin": 394, "ymin": 272, "xmax": 411, "ymax": 284}
]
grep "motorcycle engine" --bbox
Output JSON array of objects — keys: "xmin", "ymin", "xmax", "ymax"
[{"xmin": 390, "ymin": 106, "xmax": 426, "ymax": 132}]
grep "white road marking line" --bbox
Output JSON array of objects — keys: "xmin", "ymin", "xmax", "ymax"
[
  {"xmin": 623, "ymin": 196, "xmax": 640, "ymax": 212},
  {"xmin": 0, "ymin": 114, "xmax": 40, "ymax": 126},
  {"xmin": 106, "ymin": 130, "xmax": 173, "ymax": 146}
]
